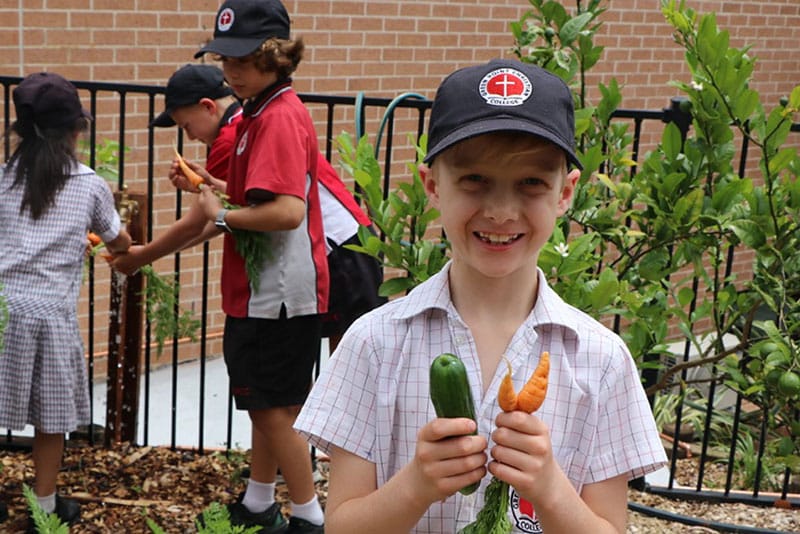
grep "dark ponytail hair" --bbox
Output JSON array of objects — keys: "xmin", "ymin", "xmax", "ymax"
[{"xmin": 7, "ymin": 116, "xmax": 89, "ymax": 220}]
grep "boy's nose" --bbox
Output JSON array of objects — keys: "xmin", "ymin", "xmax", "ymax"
[{"xmin": 483, "ymin": 191, "xmax": 518, "ymax": 223}]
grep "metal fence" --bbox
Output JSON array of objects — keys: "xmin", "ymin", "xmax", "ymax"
[{"xmin": 0, "ymin": 76, "xmax": 798, "ymax": 515}]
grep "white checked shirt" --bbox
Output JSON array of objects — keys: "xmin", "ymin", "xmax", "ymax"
[{"xmin": 296, "ymin": 262, "xmax": 666, "ymax": 533}]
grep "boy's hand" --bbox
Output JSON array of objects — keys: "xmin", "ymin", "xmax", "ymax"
[
  {"xmin": 169, "ymin": 157, "xmax": 210, "ymax": 193},
  {"xmin": 489, "ymin": 411, "xmax": 559, "ymax": 504},
  {"xmin": 407, "ymin": 417, "xmax": 487, "ymax": 505},
  {"xmin": 110, "ymin": 245, "xmax": 145, "ymax": 275},
  {"xmin": 197, "ymin": 184, "xmax": 224, "ymax": 222}
]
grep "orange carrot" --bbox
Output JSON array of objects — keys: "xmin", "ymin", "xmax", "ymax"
[
  {"xmin": 498, "ymin": 355, "xmax": 518, "ymax": 412},
  {"xmin": 173, "ymin": 147, "xmax": 205, "ymax": 189},
  {"xmin": 87, "ymin": 232, "xmax": 102, "ymax": 247},
  {"xmin": 516, "ymin": 351, "xmax": 549, "ymax": 414}
]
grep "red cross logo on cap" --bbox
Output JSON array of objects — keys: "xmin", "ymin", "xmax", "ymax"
[
  {"xmin": 218, "ymin": 7, "xmax": 234, "ymax": 32},
  {"xmin": 479, "ymin": 68, "xmax": 532, "ymax": 107}
]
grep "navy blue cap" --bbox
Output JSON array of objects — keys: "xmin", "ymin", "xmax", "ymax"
[
  {"xmin": 424, "ymin": 59, "xmax": 582, "ymax": 169},
  {"xmin": 194, "ymin": 0, "xmax": 290, "ymax": 59},
  {"xmin": 13, "ymin": 72, "xmax": 92, "ymax": 132}
]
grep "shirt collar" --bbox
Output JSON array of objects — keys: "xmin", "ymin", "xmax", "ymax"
[
  {"xmin": 393, "ymin": 261, "xmax": 580, "ymax": 336},
  {"xmin": 242, "ymin": 78, "xmax": 292, "ymax": 117},
  {"xmin": 219, "ymin": 101, "xmax": 242, "ymax": 128}
]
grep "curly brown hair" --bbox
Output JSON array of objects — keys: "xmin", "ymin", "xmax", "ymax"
[{"xmin": 214, "ymin": 37, "xmax": 304, "ymax": 78}]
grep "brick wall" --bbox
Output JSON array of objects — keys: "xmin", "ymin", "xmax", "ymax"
[
  {"xmin": 1, "ymin": 0, "xmax": 798, "ymax": 369},
  {"xmin": 2, "ymin": 1, "xmax": 797, "ymax": 106}
]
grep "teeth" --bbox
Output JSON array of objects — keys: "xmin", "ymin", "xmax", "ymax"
[{"xmin": 477, "ymin": 232, "xmax": 520, "ymax": 244}]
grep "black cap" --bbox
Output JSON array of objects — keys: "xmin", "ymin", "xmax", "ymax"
[
  {"xmin": 13, "ymin": 72, "xmax": 92, "ymax": 132},
  {"xmin": 194, "ymin": 0, "xmax": 290, "ymax": 59},
  {"xmin": 151, "ymin": 64, "xmax": 234, "ymax": 127},
  {"xmin": 423, "ymin": 59, "xmax": 582, "ymax": 169}
]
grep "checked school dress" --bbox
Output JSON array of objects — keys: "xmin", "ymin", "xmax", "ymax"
[{"xmin": 0, "ymin": 162, "xmax": 122, "ymax": 434}]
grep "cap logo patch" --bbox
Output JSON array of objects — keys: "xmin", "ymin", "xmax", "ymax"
[
  {"xmin": 479, "ymin": 68, "xmax": 532, "ymax": 106},
  {"xmin": 217, "ymin": 8, "xmax": 235, "ymax": 32}
]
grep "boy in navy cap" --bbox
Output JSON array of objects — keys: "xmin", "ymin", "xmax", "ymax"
[
  {"xmin": 112, "ymin": 63, "xmax": 242, "ymax": 271},
  {"xmin": 295, "ymin": 59, "xmax": 666, "ymax": 533},
  {"xmin": 181, "ymin": 1, "xmax": 328, "ymax": 532}
]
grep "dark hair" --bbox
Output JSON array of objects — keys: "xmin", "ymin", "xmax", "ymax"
[
  {"xmin": 216, "ymin": 36, "xmax": 304, "ymax": 78},
  {"xmin": 7, "ymin": 116, "xmax": 90, "ymax": 220}
]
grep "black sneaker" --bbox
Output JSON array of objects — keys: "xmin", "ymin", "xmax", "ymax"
[
  {"xmin": 287, "ymin": 516, "xmax": 324, "ymax": 534},
  {"xmin": 54, "ymin": 496, "xmax": 80, "ymax": 525},
  {"xmin": 227, "ymin": 500, "xmax": 288, "ymax": 533},
  {"xmin": 27, "ymin": 495, "xmax": 80, "ymax": 533}
]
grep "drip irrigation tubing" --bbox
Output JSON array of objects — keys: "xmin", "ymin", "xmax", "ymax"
[{"xmin": 627, "ymin": 501, "xmax": 790, "ymax": 533}]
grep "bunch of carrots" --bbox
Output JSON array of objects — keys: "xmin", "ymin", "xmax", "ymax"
[{"xmin": 459, "ymin": 352, "xmax": 550, "ymax": 534}]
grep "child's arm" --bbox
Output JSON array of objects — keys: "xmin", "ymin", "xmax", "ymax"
[
  {"xmin": 104, "ymin": 229, "xmax": 132, "ymax": 255},
  {"xmin": 111, "ymin": 202, "xmax": 218, "ymax": 275},
  {"xmin": 198, "ymin": 186, "xmax": 306, "ymax": 232},
  {"xmin": 490, "ymin": 411, "xmax": 627, "ymax": 533},
  {"xmin": 325, "ymin": 417, "xmax": 487, "ymax": 534}
]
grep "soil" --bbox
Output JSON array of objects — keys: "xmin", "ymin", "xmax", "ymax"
[{"xmin": 1, "ymin": 443, "xmax": 797, "ymax": 533}]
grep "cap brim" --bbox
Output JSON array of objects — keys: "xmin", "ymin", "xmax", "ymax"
[
  {"xmin": 150, "ymin": 110, "xmax": 175, "ymax": 128},
  {"xmin": 423, "ymin": 117, "xmax": 583, "ymax": 170},
  {"xmin": 81, "ymin": 108, "xmax": 93, "ymax": 121},
  {"xmin": 194, "ymin": 36, "xmax": 264, "ymax": 59}
]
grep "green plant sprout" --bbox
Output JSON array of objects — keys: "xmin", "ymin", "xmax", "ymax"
[{"xmin": 23, "ymin": 485, "xmax": 69, "ymax": 534}]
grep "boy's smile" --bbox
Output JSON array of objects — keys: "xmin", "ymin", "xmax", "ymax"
[{"xmin": 476, "ymin": 231, "xmax": 523, "ymax": 245}]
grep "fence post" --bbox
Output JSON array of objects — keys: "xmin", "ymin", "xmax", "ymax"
[
  {"xmin": 105, "ymin": 187, "xmax": 147, "ymax": 446},
  {"xmin": 662, "ymin": 96, "xmax": 692, "ymax": 143}
]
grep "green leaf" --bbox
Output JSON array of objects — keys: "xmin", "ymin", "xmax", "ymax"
[
  {"xmin": 661, "ymin": 122, "xmax": 683, "ymax": 162},
  {"xmin": 379, "ymin": 276, "xmax": 414, "ymax": 297},
  {"xmin": 728, "ymin": 220, "xmax": 767, "ymax": 249},
  {"xmin": 558, "ymin": 12, "xmax": 593, "ymax": 43}
]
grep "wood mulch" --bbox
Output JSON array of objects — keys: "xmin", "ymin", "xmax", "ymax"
[{"xmin": 1, "ymin": 442, "xmax": 797, "ymax": 533}]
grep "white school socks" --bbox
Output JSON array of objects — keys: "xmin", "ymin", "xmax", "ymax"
[
  {"xmin": 37, "ymin": 492, "xmax": 56, "ymax": 514},
  {"xmin": 241, "ymin": 479, "xmax": 276, "ymax": 514},
  {"xmin": 291, "ymin": 494, "xmax": 324, "ymax": 526}
]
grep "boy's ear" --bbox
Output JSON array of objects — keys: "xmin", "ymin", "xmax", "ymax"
[
  {"xmin": 198, "ymin": 97, "xmax": 217, "ymax": 114},
  {"xmin": 557, "ymin": 168, "xmax": 580, "ymax": 215},
  {"xmin": 419, "ymin": 163, "xmax": 439, "ymax": 208}
]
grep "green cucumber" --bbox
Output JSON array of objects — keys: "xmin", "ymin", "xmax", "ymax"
[{"xmin": 429, "ymin": 352, "xmax": 479, "ymax": 495}]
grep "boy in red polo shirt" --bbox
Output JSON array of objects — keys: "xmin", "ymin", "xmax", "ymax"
[{"xmin": 189, "ymin": 1, "xmax": 328, "ymax": 532}]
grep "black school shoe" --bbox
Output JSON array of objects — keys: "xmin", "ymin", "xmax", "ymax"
[
  {"xmin": 27, "ymin": 495, "xmax": 80, "ymax": 533},
  {"xmin": 227, "ymin": 500, "xmax": 288, "ymax": 533},
  {"xmin": 287, "ymin": 516, "xmax": 324, "ymax": 534}
]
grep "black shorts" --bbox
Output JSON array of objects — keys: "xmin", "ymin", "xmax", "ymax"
[
  {"xmin": 322, "ymin": 233, "xmax": 388, "ymax": 338},
  {"xmin": 223, "ymin": 311, "xmax": 322, "ymax": 410}
]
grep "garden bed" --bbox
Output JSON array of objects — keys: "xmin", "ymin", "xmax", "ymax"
[{"xmin": 1, "ymin": 444, "xmax": 797, "ymax": 533}]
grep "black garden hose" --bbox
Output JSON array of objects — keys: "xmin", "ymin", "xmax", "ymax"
[{"xmin": 628, "ymin": 501, "xmax": 792, "ymax": 533}]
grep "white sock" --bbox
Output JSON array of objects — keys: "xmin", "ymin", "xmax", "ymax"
[
  {"xmin": 242, "ymin": 479, "xmax": 275, "ymax": 514},
  {"xmin": 291, "ymin": 495, "xmax": 324, "ymax": 526},
  {"xmin": 37, "ymin": 492, "xmax": 56, "ymax": 514}
]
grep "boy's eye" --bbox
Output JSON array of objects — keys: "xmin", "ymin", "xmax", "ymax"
[
  {"xmin": 522, "ymin": 177, "xmax": 545, "ymax": 186},
  {"xmin": 459, "ymin": 174, "xmax": 486, "ymax": 189}
]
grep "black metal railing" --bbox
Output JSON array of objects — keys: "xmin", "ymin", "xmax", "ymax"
[{"xmin": 1, "ymin": 76, "xmax": 798, "ymax": 515}]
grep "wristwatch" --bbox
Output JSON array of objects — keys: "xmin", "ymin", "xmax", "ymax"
[{"xmin": 215, "ymin": 208, "xmax": 232, "ymax": 233}]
